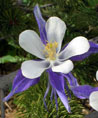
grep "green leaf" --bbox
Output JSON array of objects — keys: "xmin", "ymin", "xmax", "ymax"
[{"xmin": 0, "ymin": 55, "xmax": 27, "ymax": 63}]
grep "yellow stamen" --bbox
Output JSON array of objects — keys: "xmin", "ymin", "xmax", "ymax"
[{"xmin": 44, "ymin": 41, "xmax": 58, "ymax": 60}]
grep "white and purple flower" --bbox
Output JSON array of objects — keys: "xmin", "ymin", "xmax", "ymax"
[
  {"xmin": 89, "ymin": 91, "xmax": 98, "ymax": 111},
  {"xmin": 3, "ymin": 5, "xmax": 98, "ymax": 112},
  {"xmin": 89, "ymin": 71, "xmax": 98, "ymax": 111}
]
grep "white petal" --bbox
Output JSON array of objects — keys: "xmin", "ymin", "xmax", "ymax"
[
  {"xmin": 45, "ymin": 17, "xmax": 66, "ymax": 53},
  {"xmin": 89, "ymin": 91, "xmax": 98, "ymax": 111},
  {"xmin": 52, "ymin": 60, "xmax": 74, "ymax": 74},
  {"xmin": 19, "ymin": 30, "xmax": 45, "ymax": 59},
  {"xmin": 21, "ymin": 60, "xmax": 50, "ymax": 79},
  {"xmin": 59, "ymin": 36, "xmax": 90, "ymax": 61},
  {"xmin": 96, "ymin": 71, "xmax": 98, "ymax": 81}
]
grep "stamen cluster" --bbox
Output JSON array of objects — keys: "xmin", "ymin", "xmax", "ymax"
[{"xmin": 44, "ymin": 41, "xmax": 58, "ymax": 60}]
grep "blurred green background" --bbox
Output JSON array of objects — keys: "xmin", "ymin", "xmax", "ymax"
[{"xmin": 0, "ymin": 0, "xmax": 98, "ymax": 117}]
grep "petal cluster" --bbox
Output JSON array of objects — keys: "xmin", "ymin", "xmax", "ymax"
[{"xmin": 19, "ymin": 15, "xmax": 90, "ymax": 79}]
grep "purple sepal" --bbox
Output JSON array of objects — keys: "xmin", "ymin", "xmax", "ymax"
[
  {"xmin": 70, "ymin": 41, "xmax": 98, "ymax": 61},
  {"xmin": 47, "ymin": 69, "xmax": 64, "ymax": 91},
  {"xmin": 3, "ymin": 69, "xmax": 40, "ymax": 102},
  {"xmin": 56, "ymin": 89, "xmax": 71, "ymax": 112},
  {"xmin": 48, "ymin": 69, "xmax": 71, "ymax": 112},
  {"xmin": 71, "ymin": 85, "xmax": 98, "ymax": 99},
  {"xmin": 34, "ymin": 4, "xmax": 47, "ymax": 44},
  {"xmin": 64, "ymin": 73, "xmax": 98, "ymax": 100}
]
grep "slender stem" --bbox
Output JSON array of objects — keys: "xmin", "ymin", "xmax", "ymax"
[{"xmin": 0, "ymin": 89, "xmax": 5, "ymax": 118}]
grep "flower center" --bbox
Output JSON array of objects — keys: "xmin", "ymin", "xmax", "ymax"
[{"xmin": 44, "ymin": 41, "xmax": 58, "ymax": 60}]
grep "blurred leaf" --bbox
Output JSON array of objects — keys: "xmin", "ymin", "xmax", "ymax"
[{"xmin": 0, "ymin": 55, "xmax": 27, "ymax": 63}]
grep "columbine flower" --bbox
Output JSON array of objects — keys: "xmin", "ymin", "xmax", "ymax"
[
  {"xmin": 3, "ymin": 5, "xmax": 98, "ymax": 112},
  {"xmin": 96, "ymin": 70, "xmax": 98, "ymax": 81},
  {"xmin": 89, "ymin": 91, "xmax": 98, "ymax": 111},
  {"xmin": 19, "ymin": 27, "xmax": 89, "ymax": 79},
  {"xmin": 89, "ymin": 71, "xmax": 98, "ymax": 111}
]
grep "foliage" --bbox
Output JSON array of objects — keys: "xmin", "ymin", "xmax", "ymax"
[{"xmin": 74, "ymin": 54, "xmax": 98, "ymax": 85}]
